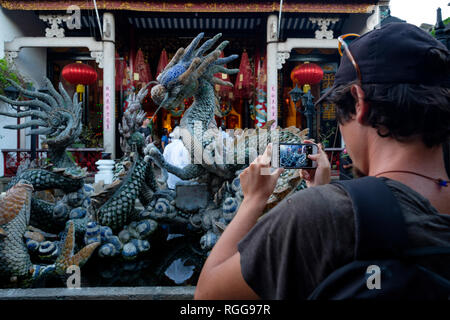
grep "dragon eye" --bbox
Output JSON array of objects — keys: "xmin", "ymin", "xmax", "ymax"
[
  {"xmin": 50, "ymin": 117, "xmax": 60, "ymax": 126},
  {"xmin": 151, "ymin": 84, "xmax": 167, "ymax": 105}
]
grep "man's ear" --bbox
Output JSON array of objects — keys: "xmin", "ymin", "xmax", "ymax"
[{"xmin": 350, "ymin": 84, "xmax": 369, "ymax": 125}]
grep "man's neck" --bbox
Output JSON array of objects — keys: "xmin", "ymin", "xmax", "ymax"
[
  {"xmin": 367, "ymin": 136, "xmax": 447, "ymax": 180},
  {"xmin": 365, "ymin": 135, "xmax": 450, "ymax": 213}
]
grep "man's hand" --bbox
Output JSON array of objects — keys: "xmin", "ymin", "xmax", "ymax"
[
  {"xmin": 240, "ymin": 143, "xmax": 284, "ymax": 205},
  {"xmin": 300, "ymin": 140, "xmax": 331, "ymax": 187}
]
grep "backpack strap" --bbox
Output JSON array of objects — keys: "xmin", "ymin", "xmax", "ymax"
[{"xmin": 334, "ymin": 176, "xmax": 409, "ymax": 260}]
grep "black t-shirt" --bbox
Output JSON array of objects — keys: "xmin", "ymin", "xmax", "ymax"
[
  {"xmin": 138, "ymin": 126, "xmax": 151, "ymax": 137},
  {"xmin": 237, "ymin": 177, "xmax": 450, "ymax": 299}
]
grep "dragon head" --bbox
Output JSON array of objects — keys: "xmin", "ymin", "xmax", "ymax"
[
  {"xmin": 150, "ymin": 32, "xmax": 239, "ymax": 113},
  {"xmin": 0, "ymin": 78, "xmax": 82, "ymax": 152},
  {"xmin": 118, "ymin": 83, "xmax": 154, "ymax": 155}
]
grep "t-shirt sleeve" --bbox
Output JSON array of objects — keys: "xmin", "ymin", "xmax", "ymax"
[{"xmin": 237, "ymin": 183, "xmax": 356, "ymax": 299}]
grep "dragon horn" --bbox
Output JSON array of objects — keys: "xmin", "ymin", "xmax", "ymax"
[
  {"xmin": 214, "ymin": 54, "xmax": 239, "ymax": 66},
  {"xmin": 44, "ymin": 78, "xmax": 65, "ymax": 107},
  {"xmin": 0, "ymin": 96, "xmax": 51, "ymax": 112},
  {"xmin": 28, "ymin": 127, "xmax": 54, "ymax": 135},
  {"xmin": 6, "ymin": 78, "xmax": 58, "ymax": 108},
  {"xmin": 212, "ymin": 77, "xmax": 233, "ymax": 87},
  {"xmin": 195, "ymin": 33, "xmax": 222, "ymax": 57},
  {"xmin": 59, "ymin": 82, "xmax": 72, "ymax": 108},
  {"xmin": 193, "ymin": 51, "xmax": 221, "ymax": 80},
  {"xmin": 179, "ymin": 57, "xmax": 202, "ymax": 84},
  {"xmin": 182, "ymin": 32, "xmax": 205, "ymax": 61},
  {"xmin": 5, "ymin": 119, "xmax": 47, "ymax": 130}
]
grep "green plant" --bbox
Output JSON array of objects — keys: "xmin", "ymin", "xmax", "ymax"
[
  {"xmin": 431, "ymin": 17, "xmax": 450, "ymax": 36},
  {"xmin": 0, "ymin": 59, "xmax": 26, "ymax": 94},
  {"xmin": 78, "ymin": 124, "xmax": 103, "ymax": 148},
  {"xmin": 319, "ymin": 122, "xmax": 337, "ymax": 148}
]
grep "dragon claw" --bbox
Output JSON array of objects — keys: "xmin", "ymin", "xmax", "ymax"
[{"xmin": 55, "ymin": 221, "xmax": 99, "ymax": 275}]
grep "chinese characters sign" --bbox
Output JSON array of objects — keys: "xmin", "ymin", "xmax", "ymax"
[
  {"xmin": 104, "ymin": 85, "xmax": 111, "ymax": 131},
  {"xmin": 269, "ymin": 84, "xmax": 277, "ymax": 129}
]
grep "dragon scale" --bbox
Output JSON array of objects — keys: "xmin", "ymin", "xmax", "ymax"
[{"xmin": 96, "ymin": 155, "xmax": 151, "ymax": 232}]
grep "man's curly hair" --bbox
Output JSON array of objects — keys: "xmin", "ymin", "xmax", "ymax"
[
  {"xmin": 326, "ymin": 48, "xmax": 450, "ymax": 148},
  {"xmin": 327, "ymin": 82, "xmax": 450, "ymax": 148}
]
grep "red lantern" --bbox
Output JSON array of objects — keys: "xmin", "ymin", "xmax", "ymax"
[
  {"xmin": 290, "ymin": 62, "xmax": 323, "ymax": 86},
  {"xmin": 62, "ymin": 62, "xmax": 98, "ymax": 85}
]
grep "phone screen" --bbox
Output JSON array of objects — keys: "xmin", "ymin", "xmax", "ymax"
[{"xmin": 279, "ymin": 143, "xmax": 318, "ymax": 169}]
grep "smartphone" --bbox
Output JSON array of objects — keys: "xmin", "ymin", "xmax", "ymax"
[{"xmin": 279, "ymin": 143, "xmax": 318, "ymax": 169}]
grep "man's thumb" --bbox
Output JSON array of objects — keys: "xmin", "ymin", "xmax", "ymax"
[{"xmin": 308, "ymin": 153, "xmax": 320, "ymax": 161}]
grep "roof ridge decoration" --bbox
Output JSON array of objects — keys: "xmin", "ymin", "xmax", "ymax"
[
  {"xmin": 309, "ymin": 17, "xmax": 340, "ymax": 40},
  {"xmin": 1, "ymin": 1, "xmax": 377, "ymax": 14},
  {"xmin": 39, "ymin": 6, "xmax": 81, "ymax": 38}
]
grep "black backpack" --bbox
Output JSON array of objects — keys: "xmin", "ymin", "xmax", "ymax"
[{"xmin": 308, "ymin": 176, "xmax": 450, "ymax": 299}]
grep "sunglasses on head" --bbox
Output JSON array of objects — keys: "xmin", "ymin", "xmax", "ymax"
[{"xmin": 337, "ymin": 33, "xmax": 362, "ymax": 84}]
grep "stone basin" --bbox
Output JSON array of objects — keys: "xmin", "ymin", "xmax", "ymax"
[
  {"xmin": 0, "ymin": 286, "xmax": 195, "ymax": 300},
  {"xmin": 0, "ymin": 228, "xmax": 204, "ymax": 299}
]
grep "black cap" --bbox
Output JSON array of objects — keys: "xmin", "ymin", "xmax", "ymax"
[{"xmin": 315, "ymin": 22, "xmax": 450, "ymax": 106}]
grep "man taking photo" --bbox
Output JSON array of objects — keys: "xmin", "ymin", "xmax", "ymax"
[{"xmin": 195, "ymin": 22, "xmax": 450, "ymax": 300}]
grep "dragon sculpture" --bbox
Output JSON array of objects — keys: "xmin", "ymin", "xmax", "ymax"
[
  {"xmin": 0, "ymin": 78, "xmax": 156, "ymax": 286},
  {"xmin": 0, "ymin": 32, "xmax": 308, "ymax": 288},
  {"xmin": 0, "ymin": 180, "xmax": 99, "ymax": 287},
  {"xmin": 143, "ymin": 32, "xmax": 308, "ymax": 251}
]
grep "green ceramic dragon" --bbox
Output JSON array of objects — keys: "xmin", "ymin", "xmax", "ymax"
[
  {"xmin": 0, "ymin": 79, "xmax": 157, "ymax": 285},
  {"xmin": 0, "ymin": 33, "xmax": 308, "ymax": 287},
  {"xmin": 143, "ymin": 33, "xmax": 308, "ymax": 250},
  {"xmin": 0, "ymin": 180, "xmax": 99, "ymax": 287}
]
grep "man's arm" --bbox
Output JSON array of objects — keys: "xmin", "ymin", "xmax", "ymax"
[
  {"xmin": 194, "ymin": 197, "xmax": 267, "ymax": 299},
  {"xmin": 195, "ymin": 145, "xmax": 283, "ymax": 299},
  {"xmin": 195, "ymin": 143, "xmax": 332, "ymax": 299}
]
